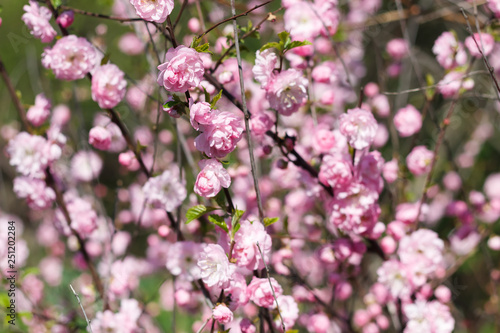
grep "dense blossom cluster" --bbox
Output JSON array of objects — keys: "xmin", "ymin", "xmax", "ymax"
[{"xmin": 4, "ymin": 0, "xmax": 500, "ymax": 332}]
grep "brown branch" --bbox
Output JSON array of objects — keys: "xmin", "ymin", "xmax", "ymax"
[
  {"xmin": 173, "ymin": 0, "xmax": 190, "ymax": 29},
  {"xmin": 198, "ymin": 0, "xmax": 274, "ymax": 39},
  {"xmin": 60, "ymin": 6, "xmax": 143, "ymax": 22}
]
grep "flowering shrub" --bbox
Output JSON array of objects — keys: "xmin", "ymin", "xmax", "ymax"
[{"xmin": 2, "ymin": 0, "xmax": 500, "ymax": 332}]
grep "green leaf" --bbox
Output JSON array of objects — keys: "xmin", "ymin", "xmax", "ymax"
[
  {"xmin": 51, "ymin": 0, "xmax": 62, "ymax": 8},
  {"xmin": 163, "ymin": 99, "xmax": 183, "ymax": 109},
  {"xmin": 210, "ymin": 90, "xmax": 223, "ymax": 109},
  {"xmin": 101, "ymin": 53, "xmax": 111, "ymax": 65},
  {"xmin": 425, "ymin": 73, "xmax": 435, "ymax": 100},
  {"xmin": 191, "ymin": 36, "xmax": 202, "ymax": 49},
  {"xmin": 231, "ymin": 209, "xmax": 245, "ymax": 237},
  {"xmin": 278, "ymin": 31, "xmax": 290, "ymax": 44},
  {"xmin": 202, "ymin": 87, "xmax": 211, "ymax": 103},
  {"xmin": 263, "ymin": 217, "xmax": 279, "ymax": 227},
  {"xmin": 195, "ymin": 43, "xmax": 213, "ymax": 54},
  {"xmin": 286, "ymin": 40, "xmax": 312, "ymax": 51},
  {"xmin": 260, "ymin": 42, "xmax": 281, "ymax": 52},
  {"xmin": 208, "ymin": 214, "xmax": 229, "ymax": 233},
  {"xmin": 186, "ymin": 205, "xmax": 218, "ymax": 224}
]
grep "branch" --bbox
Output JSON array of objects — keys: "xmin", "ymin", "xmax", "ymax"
[
  {"xmin": 198, "ymin": 0, "xmax": 273, "ymax": 39},
  {"xmin": 70, "ymin": 284, "xmax": 94, "ymax": 333},
  {"xmin": 230, "ymin": 0, "xmax": 265, "ymax": 221},
  {"xmin": 256, "ymin": 242, "xmax": 285, "ymax": 332}
]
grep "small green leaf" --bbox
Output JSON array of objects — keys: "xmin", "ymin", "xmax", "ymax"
[
  {"xmin": 191, "ymin": 36, "xmax": 202, "ymax": 49},
  {"xmin": 231, "ymin": 209, "xmax": 245, "ymax": 237},
  {"xmin": 51, "ymin": 0, "xmax": 62, "ymax": 8},
  {"xmin": 101, "ymin": 53, "xmax": 111, "ymax": 65},
  {"xmin": 186, "ymin": 205, "xmax": 218, "ymax": 224},
  {"xmin": 163, "ymin": 100, "xmax": 183, "ymax": 109},
  {"xmin": 278, "ymin": 31, "xmax": 290, "ymax": 44},
  {"xmin": 202, "ymin": 87, "xmax": 211, "ymax": 103},
  {"xmin": 286, "ymin": 40, "xmax": 312, "ymax": 51},
  {"xmin": 425, "ymin": 73, "xmax": 435, "ymax": 100},
  {"xmin": 263, "ymin": 217, "xmax": 279, "ymax": 227},
  {"xmin": 210, "ymin": 90, "xmax": 223, "ymax": 109},
  {"xmin": 195, "ymin": 43, "xmax": 213, "ymax": 54},
  {"xmin": 208, "ymin": 214, "xmax": 229, "ymax": 233},
  {"xmin": 260, "ymin": 42, "xmax": 281, "ymax": 52}
]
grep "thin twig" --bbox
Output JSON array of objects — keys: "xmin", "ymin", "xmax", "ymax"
[
  {"xmin": 60, "ymin": 6, "xmax": 143, "ymax": 22},
  {"xmin": 199, "ymin": 0, "xmax": 273, "ymax": 39},
  {"xmin": 69, "ymin": 284, "xmax": 94, "ymax": 333},
  {"xmin": 256, "ymin": 242, "xmax": 285, "ymax": 332},
  {"xmin": 230, "ymin": 0, "xmax": 265, "ymax": 221}
]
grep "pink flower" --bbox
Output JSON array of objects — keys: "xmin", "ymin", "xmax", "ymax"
[
  {"xmin": 21, "ymin": 1, "xmax": 57, "ymax": 43},
  {"xmin": 129, "ymin": 0, "xmax": 174, "ymax": 23},
  {"xmin": 403, "ymin": 300, "xmax": 454, "ymax": 333},
  {"xmin": 393, "ymin": 105, "xmax": 422, "ymax": 137},
  {"xmin": 358, "ymin": 150, "xmax": 384, "ymax": 193},
  {"xmin": 6, "ymin": 132, "xmax": 61, "ymax": 179},
  {"xmin": 406, "ymin": 145, "xmax": 434, "ymax": 176},
  {"xmin": 166, "ymin": 241, "xmax": 203, "ymax": 280},
  {"xmin": 157, "ymin": 46, "xmax": 204, "ymax": 93},
  {"xmin": 91, "ymin": 64, "xmax": 127, "ymax": 109},
  {"xmin": 26, "ymin": 94, "xmax": 51, "ymax": 127},
  {"xmin": 198, "ymin": 244, "xmax": 235, "ymax": 289},
  {"xmin": 488, "ymin": 0, "xmax": 500, "ymax": 17},
  {"xmin": 484, "ymin": 173, "xmax": 500, "ymax": 200},
  {"xmin": 386, "ymin": 38, "xmax": 408, "ymax": 60},
  {"xmin": 13, "ymin": 176, "xmax": 55, "ymax": 210},
  {"xmin": 246, "ymin": 277, "xmax": 283, "ymax": 308},
  {"xmin": 465, "ymin": 33, "xmax": 495, "ymax": 58},
  {"xmin": 307, "ymin": 313, "xmax": 332, "ymax": 333},
  {"xmin": 42, "ymin": 35, "xmax": 98, "ymax": 80},
  {"xmin": 432, "ymin": 32, "xmax": 467, "ymax": 70},
  {"xmin": 233, "ymin": 220, "xmax": 272, "ymax": 271},
  {"xmin": 339, "ymin": 108, "xmax": 378, "ymax": 150},
  {"xmin": 438, "ymin": 70, "xmax": 474, "ymax": 98},
  {"xmin": 190, "ymin": 102, "xmax": 218, "ymax": 131},
  {"xmin": 319, "ymin": 154, "xmax": 353, "ymax": 190},
  {"xmin": 253, "ymin": 49, "xmax": 278, "ymax": 89},
  {"xmin": 71, "ymin": 151, "xmax": 103, "ymax": 182},
  {"xmin": 56, "ymin": 196, "xmax": 98, "ymax": 238},
  {"xmin": 194, "ymin": 111, "xmax": 244, "ymax": 158},
  {"xmin": 312, "ymin": 128, "xmax": 337, "ymax": 154},
  {"xmin": 312, "ymin": 61, "xmax": 336, "ymax": 83},
  {"xmin": 266, "ymin": 69, "xmax": 308, "ymax": 116},
  {"xmin": 56, "ymin": 10, "xmax": 74, "ymax": 28},
  {"xmin": 142, "ymin": 168, "xmax": 187, "ymax": 212},
  {"xmin": 275, "ymin": 295, "xmax": 299, "ymax": 329},
  {"xmin": 118, "ymin": 32, "xmax": 145, "ymax": 55},
  {"xmin": 250, "ymin": 112, "xmax": 273, "ymax": 138},
  {"xmin": 377, "ymin": 259, "xmax": 411, "ymax": 298},
  {"xmin": 284, "ymin": 0, "xmax": 339, "ymax": 41},
  {"xmin": 194, "ymin": 159, "xmax": 231, "ymax": 198},
  {"xmin": 89, "ymin": 126, "xmax": 112, "ymax": 150},
  {"xmin": 212, "ymin": 304, "xmax": 234, "ymax": 324}
]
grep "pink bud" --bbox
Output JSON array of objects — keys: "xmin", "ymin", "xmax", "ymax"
[
  {"xmin": 187, "ymin": 18, "xmax": 201, "ymax": 32},
  {"xmin": 380, "ymin": 236, "xmax": 397, "ymax": 254},
  {"xmin": 364, "ymin": 82, "xmax": 379, "ymax": 98},
  {"xmin": 158, "ymin": 225, "xmax": 170, "ymax": 237},
  {"xmin": 375, "ymin": 315, "xmax": 390, "ymax": 330},
  {"xmin": 387, "ymin": 221, "xmax": 406, "ymax": 240},
  {"xmin": 56, "ymin": 11, "xmax": 75, "ymax": 28},
  {"xmin": 353, "ymin": 309, "xmax": 371, "ymax": 327},
  {"xmin": 435, "ymin": 285, "xmax": 452, "ymax": 303},
  {"xmin": 335, "ymin": 281, "xmax": 352, "ymax": 300},
  {"xmin": 89, "ymin": 126, "xmax": 112, "ymax": 150}
]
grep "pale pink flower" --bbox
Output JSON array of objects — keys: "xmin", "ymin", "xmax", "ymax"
[
  {"xmin": 406, "ymin": 145, "xmax": 434, "ymax": 176},
  {"xmin": 93, "ymin": 298, "xmax": 142, "ymax": 333},
  {"xmin": 307, "ymin": 313, "xmax": 332, "ymax": 333},
  {"xmin": 233, "ymin": 220, "xmax": 272, "ymax": 271},
  {"xmin": 438, "ymin": 70, "xmax": 474, "ymax": 98},
  {"xmin": 212, "ymin": 304, "xmax": 234, "ymax": 324},
  {"xmin": 190, "ymin": 101, "xmax": 218, "ymax": 131},
  {"xmin": 91, "ymin": 64, "xmax": 127, "ymax": 109},
  {"xmin": 266, "ymin": 69, "xmax": 308, "ymax": 116},
  {"xmin": 312, "ymin": 61, "xmax": 337, "ymax": 83},
  {"xmin": 26, "ymin": 93, "xmax": 51, "ymax": 127},
  {"xmin": 129, "ymin": 0, "xmax": 174, "ymax": 23},
  {"xmin": 42, "ymin": 35, "xmax": 98, "ymax": 80},
  {"xmin": 142, "ymin": 168, "xmax": 187, "ymax": 212},
  {"xmin": 319, "ymin": 154, "xmax": 353, "ymax": 190},
  {"xmin": 339, "ymin": 108, "xmax": 378, "ymax": 150},
  {"xmin": 395, "ymin": 202, "xmax": 422, "ymax": 224},
  {"xmin": 118, "ymin": 32, "xmax": 145, "ymax": 55},
  {"xmin": 166, "ymin": 241, "xmax": 202, "ymax": 280},
  {"xmin": 71, "ymin": 151, "xmax": 103, "ymax": 182},
  {"xmin": 403, "ymin": 300, "xmax": 454, "ymax": 333},
  {"xmin": 377, "ymin": 259, "xmax": 411, "ymax": 298},
  {"xmin": 443, "ymin": 171, "xmax": 462, "ymax": 191},
  {"xmin": 253, "ymin": 49, "xmax": 278, "ymax": 89},
  {"xmin": 194, "ymin": 159, "xmax": 231, "ymax": 198},
  {"xmin": 284, "ymin": 2, "xmax": 323, "ymax": 41},
  {"xmin": 371, "ymin": 94, "xmax": 390, "ymax": 117},
  {"xmin": 22, "ymin": 1, "xmax": 57, "ymax": 43},
  {"xmin": 465, "ymin": 33, "xmax": 495, "ymax": 58},
  {"xmin": 194, "ymin": 111, "xmax": 244, "ymax": 158},
  {"xmin": 93, "ymin": 114, "xmax": 127, "ymax": 152},
  {"xmin": 382, "ymin": 159, "xmax": 399, "ymax": 183},
  {"xmin": 250, "ymin": 112, "xmax": 273, "ymax": 138},
  {"xmin": 386, "ymin": 38, "xmax": 408, "ymax": 60},
  {"xmin": 312, "ymin": 128, "xmax": 337, "ymax": 154},
  {"xmin": 274, "ymin": 295, "xmax": 299, "ymax": 329},
  {"xmin": 247, "ymin": 277, "xmax": 283, "ymax": 308},
  {"xmin": 56, "ymin": 10, "xmax": 74, "ymax": 28},
  {"xmin": 52, "ymin": 105, "xmax": 71, "ymax": 127},
  {"xmin": 56, "ymin": 196, "xmax": 98, "ymax": 238},
  {"xmin": 198, "ymin": 244, "xmax": 235, "ymax": 289},
  {"xmin": 432, "ymin": 32, "xmax": 467, "ymax": 70},
  {"xmin": 157, "ymin": 46, "xmax": 204, "ymax": 93},
  {"xmin": 89, "ymin": 126, "xmax": 112, "ymax": 151},
  {"xmin": 6, "ymin": 132, "xmax": 61, "ymax": 179},
  {"xmin": 393, "ymin": 105, "xmax": 422, "ymax": 137},
  {"xmin": 488, "ymin": 0, "xmax": 500, "ymax": 17},
  {"xmin": 13, "ymin": 177, "xmax": 55, "ymax": 210},
  {"xmin": 449, "ymin": 225, "xmax": 481, "ymax": 255},
  {"xmin": 358, "ymin": 150, "xmax": 384, "ymax": 193},
  {"xmin": 484, "ymin": 173, "xmax": 500, "ymax": 200}
]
